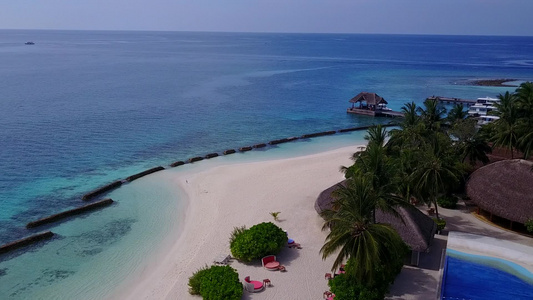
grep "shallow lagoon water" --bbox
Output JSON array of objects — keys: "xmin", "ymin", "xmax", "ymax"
[{"xmin": 0, "ymin": 130, "xmax": 367, "ymax": 299}]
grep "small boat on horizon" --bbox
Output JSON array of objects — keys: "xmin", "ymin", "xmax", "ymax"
[{"xmin": 25, "ymin": 41, "xmax": 35, "ymax": 45}]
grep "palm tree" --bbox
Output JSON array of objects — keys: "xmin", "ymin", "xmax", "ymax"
[
  {"xmin": 418, "ymin": 98, "xmax": 447, "ymax": 131},
  {"xmin": 515, "ymin": 82, "xmax": 533, "ymax": 120},
  {"xmin": 349, "ymin": 140, "xmax": 408, "ymax": 222},
  {"xmin": 364, "ymin": 124, "xmax": 387, "ymax": 148},
  {"xmin": 320, "ymin": 176, "xmax": 407, "ymax": 284},
  {"xmin": 410, "ymin": 136, "xmax": 462, "ymax": 219},
  {"xmin": 450, "ymin": 118, "xmax": 492, "ymax": 166},
  {"xmin": 515, "ymin": 82, "xmax": 533, "ymax": 158},
  {"xmin": 388, "ymin": 102, "xmax": 433, "ymax": 156},
  {"xmin": 492, "ymin": 92, "xmax": 519, "ymax": 158},
  {"xmin": 458, "ymin": 133, "xmax": 492, "ymax": 166},
  {"xmin": 401, "ymin": 101, "xmax": 420, "ymax": 127},
  {"xmin": 446, "ymin": 103, "xmax": 468, "ymax": 125}
]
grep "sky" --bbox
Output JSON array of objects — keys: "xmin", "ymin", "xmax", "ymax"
[{"xmin": 1, "ymin": 0, "xmax": 532, "ymax": 36}]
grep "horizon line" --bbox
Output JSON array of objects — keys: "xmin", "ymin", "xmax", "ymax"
[{"xmin": 1, "ymin": 28, "xmax": 532, "ymax": 38}]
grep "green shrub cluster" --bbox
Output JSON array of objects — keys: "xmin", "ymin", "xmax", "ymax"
[
  {"xmin": 433, "ymin": 217, "xmax": 447, "ymax": 231},
  {"xmin": 229, "ymin": 222, "xmax": 287, "ymax": 262},
  {"xmin": 437, "ymin": 195, "xmax": 458, "ymax": 209},
  {"xmin": 525, "ymin": 218, "xmax": 533, "ymax": 233},
  {"xmin": 188, "ymin": 265, "xmax": 243, "ymax": 300},
  {"xmin": 329, "ymin": 244, "xmax": 408, "ymax": 300}
]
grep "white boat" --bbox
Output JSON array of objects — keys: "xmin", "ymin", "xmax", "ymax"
[
  {"xmin": 377, "ymin": 103, "xmax": 392, "ymax": 111},
  {"xmin": 468, "ymin": 97, "xmax": 500, "ymax": 125}
]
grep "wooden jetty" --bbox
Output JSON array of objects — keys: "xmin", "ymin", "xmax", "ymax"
[
  {"xmin": 427, "ymin": 96, "xmax": 476, "ymax": 106},
  {"xmin": 346, "ymin": 92, "xmax": 404, "ymax": 118}
]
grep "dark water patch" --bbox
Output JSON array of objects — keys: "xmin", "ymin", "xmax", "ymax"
[
  {"xmin": 0, "ymin": 268, "xmax": 7, "ymax": 277},
  {"xmin": 9, "ymin": 268, "xmax": 76, "ymax": 297},
  {"xmin": 41, "ymin": 269, "xmax": 76, "ymax": 283},
  {"xmin": 78, "ymin": 218, "xmax": 136, "ymax": 246},
  {"xmin": 80, "ymin": 248, "xmax": 103, "ymax": 256}
]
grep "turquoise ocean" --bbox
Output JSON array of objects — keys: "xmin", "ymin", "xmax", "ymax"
[{"xmin": 1, "ymin": 30, "xmax": 532, "ymax": 299}]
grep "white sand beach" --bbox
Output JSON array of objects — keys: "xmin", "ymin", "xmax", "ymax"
[{"xmin": 117, "ymin": 145, "xmax": 362, "ymax": 300}]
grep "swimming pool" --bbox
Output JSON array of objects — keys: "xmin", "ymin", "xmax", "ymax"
[{"xmin": 441, "ymin": 249, "xmax": 533, "ymax": 300}]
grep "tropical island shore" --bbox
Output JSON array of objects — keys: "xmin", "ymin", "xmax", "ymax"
[
  {"xmin": 469, "ymin": 78, "xmax": 518, "ymax": 87},
  {"xmin": 117, "ymin": 145, "xmax": 362, "ymax": 300},
  {"xmin": 108, "ymin": 139, "xmax": 533, "ymax": 300}
]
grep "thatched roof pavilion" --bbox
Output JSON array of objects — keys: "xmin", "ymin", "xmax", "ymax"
[
  {"xmin": 349, "ymin": 92, "xmax": 388, "ymax": 107},
  {"xmin": 466, "ymin": 159, "xmax": 533, "ymax": 224},
  {"xmin": 315, "ymin": 180, "xmax": 437, "ymax": 256}
]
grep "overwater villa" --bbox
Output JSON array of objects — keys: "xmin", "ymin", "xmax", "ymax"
[{"xmin": 347, "ymin": 92, "xmax": 403, "ymax": 117}]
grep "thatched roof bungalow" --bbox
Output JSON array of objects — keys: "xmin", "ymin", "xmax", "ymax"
[
  {"xmin": 315, "ymin": 180, "xmax": 437, "ymax": 266},
  {"xmin": 349, "ymin": 92, "xmax": 388, "ymax": 109},
  {"xmin": 466, "ymin": 159, "xmax": 533, "ymax": 225}
]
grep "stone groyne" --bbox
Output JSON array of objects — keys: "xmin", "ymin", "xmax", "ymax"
[
  {"xmin": 205, "ymin": 153, "xmax": 219, "ymax": 159},
  {"xmin": 26, "ymin": 199, "xmax": 114, "ymax": 229},
  {"xmin": 125, "ymin": 166, "xmax": 165, "ymax": 182},
  {"xmin": 188, "ymin": 156, "xmax": 204, "ymax": 163},
  {"xmin": 223, "ymin": 149, "xmax": 236, "ymax": 155},
  {"xmin": 253, "ymin": 143, "xmax": 267, "ymax": 148},
  {"xmin": 170, "ymin": 161, "xmax": 185, "ymax": 167},
  {"xmin": 300, "ymin": 130, "xmax": 337, "ymax": 139},
  {"xmin": 0, "ymin": 231, "xmax": 54, "ymax": 254},
  {"xmin": 82, "ymin": 180, "xmax": 123, "ymax": 201}
]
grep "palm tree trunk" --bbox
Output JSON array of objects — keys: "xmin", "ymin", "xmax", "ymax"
[{"xmin": 433, "ymin": 198, "xmax": 440, "ymax": 220}]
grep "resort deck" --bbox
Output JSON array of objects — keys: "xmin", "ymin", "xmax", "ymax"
[
  {"xmin": 427, "ymin": 96, "xmax": 477, "ymax": 106},
  {"xmin": 346, "ymin": 108, "xmax": 404, "ymax": 118}
]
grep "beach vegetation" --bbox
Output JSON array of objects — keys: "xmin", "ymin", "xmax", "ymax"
[
  {"xmin": 328, "ymin": 255, "xmax": 405, "ymax": 300},
  {"xmin": 229, "ymin": 225, "xmax": 247, "ymax": 245},
  {"xmin": 437, "ymin": 195, "xmax": 458, "ymax": 209},
  {"xmin": 432, "ymin": 217, "xmax": 447, "ymax": 232},
  {"xmin": 486, "ymin": 82, "xmax": 533, "ymax": 159},
  {"xmin": 446, "ymin": 103, "xmax": 469, "ymax": 125},
  {"xmin": 188, "ymin": 265, "xmax": 243, "ymax": 300},
  {"xmin": 321, "ymin": 176, "xmax": 408, "ymax": 299},
  {"xmin": 525, "ymin": 218, "xmax": 533, "ymax": 233},
  {"xmin": 229, "ymin": 222, "xmax": 287, "ymax": 262},
  {"xmin": 269, "ymin": 211, "xmax": 281, "ymax": 221},
  {"xmin": 320, "ymin": 176, "xmax": 408, "ymax": 284}
]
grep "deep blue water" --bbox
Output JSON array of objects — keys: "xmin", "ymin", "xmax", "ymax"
[
  {"xmin": 442, "ymin": 254, "xmax": 533, "ymax": 300},
  {"xmin": 1, "ymin": 30, "xmax": 533, "ymax": 298}
]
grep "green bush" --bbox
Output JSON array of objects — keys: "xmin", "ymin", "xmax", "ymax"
[
  {"xmin": 525, "ymin": 218, "xmax": 533, "ymax": 233},
  {"xmin": 187, "ymin": 265, "xmax": 242, "ymax": 300},
  {"xmin": 329, "ymin": 245, "xmax": 408, "ymax": 300},
  {"xmin": 230, "ymin": 222, "xmax": 287, "ymax": 262},
  {"xmin": 433, "ymin": 217, "xmax": 447, "ymax": 231},
  {"xmin": 437, "ymin": 195, "xmax": 458, "ymax": 209},
  {"xmin": 188, "ymin": 265, "xmax": 210, "ymax": 295}
]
